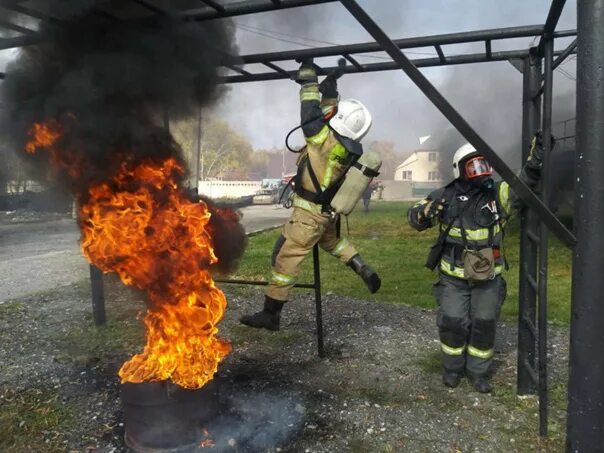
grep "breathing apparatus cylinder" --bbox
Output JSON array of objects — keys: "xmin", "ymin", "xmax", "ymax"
[{"xmin": 330, "ymin": 151, "xmax": 382, "ymax": 215}]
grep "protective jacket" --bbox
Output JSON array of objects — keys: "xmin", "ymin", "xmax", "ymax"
[
  {"xmin": 408, "ymin": 160, "xmax": 542, "ymax": 280},
  {"xmin": 265, "ymin": 82, "xmax": 359, "ymax": 302},
  {"xmin": 407, "ymin": 143, "xmax": 545, "ymax": 377},
  {"xmin": 292, "ymin": 83, "xmax": 358, "ymax": 215}
]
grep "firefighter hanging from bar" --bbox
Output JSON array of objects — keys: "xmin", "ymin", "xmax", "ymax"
[{"xmin": 240, "ymin": 59, "xmax": 382, "ymax": 331}]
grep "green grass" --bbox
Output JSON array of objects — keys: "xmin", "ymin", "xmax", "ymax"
[{"xmin": 232, "ymin": 201, "xmax": 573, "ymax": 325}]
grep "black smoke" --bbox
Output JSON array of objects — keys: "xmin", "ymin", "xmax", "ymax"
[
  {"xmin": 0, "ymin": 0, "xmax": 246, "ymax": 271},
  {"xmin": 0, "ymin": 1, "xmax": 234, "ymax": 186}
]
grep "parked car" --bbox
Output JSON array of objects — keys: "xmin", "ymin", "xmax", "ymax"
[{"xmin": 252, "ymin": 188, "xmax": 280, "ymax": 205}]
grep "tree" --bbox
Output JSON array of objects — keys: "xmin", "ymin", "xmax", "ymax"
[
  {"xmin": 248, "ymin": 149, "xmax": 271, "ymax": 180},
  {"xmin": 367, "ymin": 140, "xmax": 405, "ymax": 180},
  {"xmin": 171, "ymin": 116, "xmax": 254, "ymax": 181}
]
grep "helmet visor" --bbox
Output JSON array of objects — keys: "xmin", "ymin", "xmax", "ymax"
[{"xmin": 464, "ymin": 156, "xmax": 493, "ymax": 179}]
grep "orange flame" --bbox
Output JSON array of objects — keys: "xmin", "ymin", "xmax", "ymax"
[
  {"xmin": 25, "ymin": 120, "xmax": 231, "ymax": 389},
  {"xmin": 25, "ymin": 122, "xmax": 62, "ymax": 154}
]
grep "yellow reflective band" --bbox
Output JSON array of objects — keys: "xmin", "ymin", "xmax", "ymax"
[
  {"xmin": 443, "ymin": 223, "xmax": 502, "ymax": 241},
  {"xmin": 439, "ymin": 260, "xmax": 504, "ymax": 279},
  {"xmin": 412, "ymin": 199, "xmax": 429, "ymax": 211},
  {"xmin": 322, "ymin": 159, "xmax": 336, "ymax": 189},
  {"xmin": 306, "ymin": 125, "xmax": 330, "ymax": 145},
  {"xmin": 439, "ymin": 260, "xmax": 465, "ymax": 278},
  {"xmin": 499, "ymin": 182, "xmax": 511, "ymax": 214},
  {"xmin": 270, "ymin": 271, "xmax": 296, "ymax": 287},
  {"xmin": 331, "ymin": 238, "xmax": 350, "ymax": 257},
  {"xmin": 300, "ymin": 91, "xmax": 321, "ymax": 102},
  {"xmin": 292, "ymin": 195, "xmax": 322, "ymax": 214},
  {"xmin": 467, "ymin": 345, "xmax": 494, "ymax": 359},
  {"xmin": 321, "ymin": 103, "xmax": 336, "ymax": 115},
  {"xmin": 329, "ymin": 142, "xmax": 347, "ymax": 161},
  {"xmin": 441, "ymin": 342, "xmax": 466, "ymax": 356}
]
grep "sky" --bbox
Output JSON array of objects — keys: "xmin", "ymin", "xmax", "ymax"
[
  {"xmin": 0, "ymin": 0, "xmax": 578, "ymax": 165},
  {"xmin": 209, "ymin": 0, "xmax": 578, "ymax": 163}
]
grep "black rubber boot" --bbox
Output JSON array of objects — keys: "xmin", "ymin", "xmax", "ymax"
[
  {"xmin": 442, "ymin": 370, "xmax": 462, "ymax": 388},
  {"xmin": 239, "ymin": 296, "xmax": 284, "ymax": 331},
  {"xmin": 347, "ymin": 254, "xmax": 381, "ymax": 294},
  {"xmin": 468, "ymin": 373, "xmax": 493, "ymax": 394}
]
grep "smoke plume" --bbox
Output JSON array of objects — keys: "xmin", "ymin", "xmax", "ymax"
[{"xmin": 0, "ymin": 0, "xmax": 246, "ymax": 271}]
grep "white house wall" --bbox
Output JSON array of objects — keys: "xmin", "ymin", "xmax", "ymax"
[{"xmin": 394, "ymin": 151, "xmax": 443, "ymax": 183}]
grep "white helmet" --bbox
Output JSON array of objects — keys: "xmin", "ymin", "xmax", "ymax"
[
  {"xmin": 452, "ymin": 143, "xmax": 478, "ymax": 178},
  {"xmin": 329, "ymin": 98, "xmax": 372, "ymax": 142}
]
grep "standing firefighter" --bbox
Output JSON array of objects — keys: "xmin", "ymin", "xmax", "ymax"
[
  {"xmin": 407, "ymin": 134, "xmax": 549, "ymax": 392},
  {"xmin": 240, "ymin": 61, "xmax": 381, "ymax": 331}
]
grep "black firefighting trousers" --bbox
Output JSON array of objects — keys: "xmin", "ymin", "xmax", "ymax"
[{"xmin": 432, "ymin": 274, "xmax": 507, "ymax": 376}]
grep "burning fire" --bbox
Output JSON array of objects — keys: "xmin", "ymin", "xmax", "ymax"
[{"xmin": 26, "ymin": 119, "xmax": 231, "ymax": 389}]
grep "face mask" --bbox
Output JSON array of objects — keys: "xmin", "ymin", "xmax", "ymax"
[
  {"xmin": 464, "ymin": 156, "xmax": 493, "ymax": 180},
  {"xmin": 469, "ymin": 175, "xmax": 494, "ymax": 190}
]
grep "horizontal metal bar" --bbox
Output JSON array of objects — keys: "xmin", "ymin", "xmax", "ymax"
[
  {"xmin": 435, "ymin": 45, "xmax": 446, "ymax": 64},
  {"xmin": 224, "ymin": 48, "xmax": 572, "ymax": 83},
  {"xmin": 262, "ymin": 61, "xmax": 290, "ymax": 76},
  {"xmin": 553, "ymin": 29, "xmax": 577, "ymax": 38},
  {"xmin": 0, "ymin": 33, "xmax": 43, "ymax": 50},
  {"xmin": 552, "ymin": 37, "xmax": 577, "ymax": 69},
  {"xmin": 523, "ymin": 357, "xmax": 540, "ymax": 385},
  {"xmin": 225, "ymin": 64, "xmax": 251, "ymax": 76},
  {"xmin": 343, "ymin": 53, "xmax": 364, "ymax": 70},
  {"xmin": 177, "ymin": 0, "xmax": 338, "ymax": 21},
  {"xmin": 527, "ymin": 274, "xmax": 539, "ymax": 292},
  {"xmin": 214, "ymin": 278, "xmax": 315, "ymax": 289},
  {"xmin": 0, "ymin": 19, "xmax": 35, "ymax": 35},
  {"xmin": 131, "ymin": 0, "xmax": 164, "ymax": 14},
  {"xmin": 557, "ymin": 134, "xmax": 576, "ymax": 141},
  {"xmin": 339, "ymin": 0, "xmax": 576, "ymax": 248},
  {"xmin": 199, "ymin": 0, "xmax": 226, "ymax": 13},
  {"xmin": 0, "ymin": 1, "xmax": 63, "ymax": 24},
  {"xmin": 240, "ymin": 24, "xmax": 548, "ymax": 65}
]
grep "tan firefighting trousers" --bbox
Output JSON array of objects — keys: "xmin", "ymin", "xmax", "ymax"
[{"xmin": 266, "ymin": 206, "xmax": 358, "ymax": 301}]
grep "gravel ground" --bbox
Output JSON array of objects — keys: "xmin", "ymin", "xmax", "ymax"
[{"xmin": 0, "ymin": 276, "xmax": 569, "ymax": 453}]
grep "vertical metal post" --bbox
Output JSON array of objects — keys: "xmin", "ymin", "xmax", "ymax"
[
  {"xmin": 567, "ymin": 1, "xmax": 604, "ymax": 451},
  {"xmin": 517, "ymin": 51, "xmax": 542, "ymax": 395},
  {"xmin": 537, "ymin": 36, "xmax": 555, "ymax": 437},
  {"xmin": 89, "ymin": 264, "xmax": 106, "ymax": 326},
  {"xmin": 312, "ymin": 244, "xmax": 325, "ymax": 358}
]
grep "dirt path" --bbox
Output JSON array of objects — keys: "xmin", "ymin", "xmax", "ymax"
[{"xmin": 0, "ymin": 278, "xmax": 569, "ymax": 452}]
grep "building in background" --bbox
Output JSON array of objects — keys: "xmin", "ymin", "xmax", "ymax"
[{"xmin": 393, "ymin": 136, "xmax": 444, "ymax": 198}]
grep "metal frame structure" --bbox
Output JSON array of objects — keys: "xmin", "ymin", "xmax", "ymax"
[{"xmin": 2, "ymin": 0, "xmax": 601, "ymax": 448}]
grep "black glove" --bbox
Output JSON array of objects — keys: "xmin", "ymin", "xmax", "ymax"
[
  {"xmin": 423, "ymin": 198, "xmax": 447, "ymax": 220},
  {"xmin": 319, "ymin": 77, "xmax": 338, "ymax": 98},
  {"xmin": 528, "ymin": 131, "xmax": 556, "ymax": 167},
  {"xmin": 295, "ymin": 62, "xmax": 318, "ymax": 85}
]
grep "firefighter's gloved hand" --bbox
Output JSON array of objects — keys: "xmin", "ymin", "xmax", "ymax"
[
  {"xmin": 295, "ymin": 63, "xmax": 318, "ymax": 85},
  {"xmin": 527, "ymin": 131, "xmax": 556, "ymax": 168},
  {"xmin": 423, "ymin": 198, "xmax": 447, "ymax": 220},
  {"xmin": 319, "ymin": 77, "xmax": 338, "ymax": 99}
]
